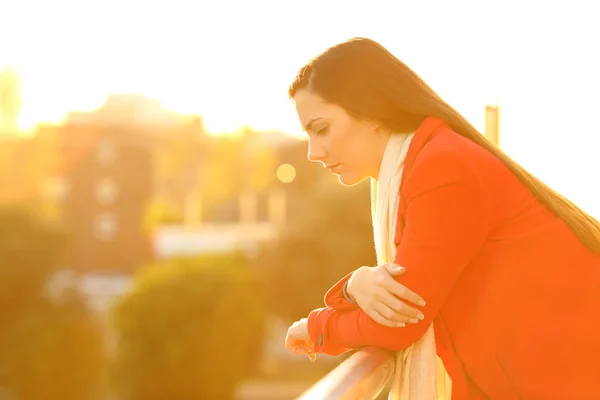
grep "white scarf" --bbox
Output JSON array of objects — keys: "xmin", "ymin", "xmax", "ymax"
[{"xmin": 371, "ymin": 133, "xmax": 451, "ymax": 400}]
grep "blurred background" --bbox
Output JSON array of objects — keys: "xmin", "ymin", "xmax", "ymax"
[{"xmin": 0, "ymin": 1, "xmax": 598, "ymax": 399}]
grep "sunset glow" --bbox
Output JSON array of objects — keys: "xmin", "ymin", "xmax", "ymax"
[{"xmin": 2, "ymin": 0, "xmax": 599, "ymax": 216}]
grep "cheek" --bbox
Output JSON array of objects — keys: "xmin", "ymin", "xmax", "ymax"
[
  {"xmin": 328, "ymin": 126, "xmax": 354, "ymax": 158},
  {"xmin": 327, "ymin": 133, "xmax": 342, "ymax": 156},
  {"xmin": 337, "ymin": 134, "xmax": 365, "ymax": 165}
]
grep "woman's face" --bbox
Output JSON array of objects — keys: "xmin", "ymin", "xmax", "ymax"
[{"xmin": 293, "ymin": 88, "xmax": 390, "ymax": 186}]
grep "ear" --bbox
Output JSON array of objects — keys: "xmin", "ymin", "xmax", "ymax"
[
  {"xmin": 361, "ymin": 117, "xmax": 388, "ymax": 134},
  {"xmin": 371, "ymin": 121, "xmax": 392, "ymax": 139},
  {"xmin": 360, "ymin": 117, "xmax": 381, "ymax": 133}
]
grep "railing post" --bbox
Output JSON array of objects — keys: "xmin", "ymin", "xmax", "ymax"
[{"xmin": 485, "ymin": 105, "xmax": 501, "ymax": 147}]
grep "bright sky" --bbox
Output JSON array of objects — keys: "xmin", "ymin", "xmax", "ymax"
[{"xmin": 2, "ymin": 0, "xmax": 599, "ymax": 216}]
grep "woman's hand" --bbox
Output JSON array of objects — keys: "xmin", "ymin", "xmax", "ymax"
[
  {"xmin": 347, "ymin": 263, "xmax": 426, "ymax": 328},
  {"xmin": 285, "ymin": 318, "xmax": 317, "ymax": 361}
]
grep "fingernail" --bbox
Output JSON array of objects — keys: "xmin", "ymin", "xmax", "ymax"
[
  {"xmin": 418, "ymin": 300, "xmax": 426, "ymax": 306},
  {"xmin": 397, "ymin": 322, "xmax": 406, "ymax": 328},
  {"xmin": 410, "ymin": 318, "xmax": 419, "ymax": 324},
  {"xmin": 417, "ymin": 313, "xmax": 425, "ymax": 320},
  {"xmin": 395, "ymin": 266, "xmax": 404, "ymax": 272}
]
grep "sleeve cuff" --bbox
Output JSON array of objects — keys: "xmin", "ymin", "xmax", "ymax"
[
  {"xmin": 324, "ymin": 270, "xmax": 359, "ymax": 309},
  {"xmin": 342, "ymin": 280, "xmax": 357, "ymax": 304},
  {"xmin": 307, "ymin": 307, "xmax": 352, "ymax": 356},
  {"xmin": 307, "ymin": 307, "xmax": 328, "ymax": 352}
]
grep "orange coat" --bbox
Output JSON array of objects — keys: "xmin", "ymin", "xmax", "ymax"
[{"xmin": 307, "ymin": 117, "xmax": 600, "ymax": 399}]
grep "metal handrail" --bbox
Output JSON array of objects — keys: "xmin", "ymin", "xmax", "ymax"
[{"xmin": 297, "ymin": 347, "xmax": 395, "ymax": 400}]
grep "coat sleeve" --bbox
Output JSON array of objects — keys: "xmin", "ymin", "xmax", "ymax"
[{"xmin": 307, "ymin": 149, "xmax": 490, "ymax": 355}]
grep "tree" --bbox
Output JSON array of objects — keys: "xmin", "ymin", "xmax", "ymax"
[
  {"xmin": 0, "ymin": 206, "xmax": 106, "ymax": 400},
  {"xmin": 0, "ymin": 205, "xmax": 65, "ymax": 324},
  {"xmin": 0, "ymin": 68, "xmax": 22, "ymax": 136},
  {"xmin": 112, "ymin": 253, "xmax": 266, "ymax": 400},
  {"xmin": 142, "ymin": 197, "xmax": 184, "ymax": 231},
  {"xmin": 0, "ymin": 292, "xmax": 106, "ymax": 400},
  {"xmin": 255, "ymin": 180, "xmax": 377, "ymax": 321}
]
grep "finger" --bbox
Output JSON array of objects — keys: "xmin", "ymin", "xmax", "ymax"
[
  {"xmin": 285, "ymin": 336, "xmax": 301, "ymax": 349},
  {"xmin": 385, "ymin": 263, "xmax": 406, "ymax": 276},
  {"xmin": 379, "ymin": 291, "xmax": 425, "ymax": 322},
  {"xmin": 383, "ymin": 277, "xmax": 426, "ymax": 307},
  {"xmin": 368, "ymin": 308, "xmax": 406, "ymax": 328},
  {"xmin": 373, "ymin": 294, "xmax": 421, "ymax": 323},
  {"xmin": 374, "ymin": 303, "xmax": 409, "ymax": 326},
  {"xmin": 294, "ymin": 344, "xmax": 313, "ymax": 354},
  {"xmin": 286, "ymin": 339, "xmax": 314, "ymax": 355},
  {"xmin": 288, "ymin": 343, "xmax": 312, "ymax": 355},
  {"xmin": 286, "ymin": 342, "xmax": 305, "ymax": 354}
]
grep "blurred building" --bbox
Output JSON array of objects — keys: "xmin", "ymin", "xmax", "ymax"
[
  {"xmin": 40, "ymin": 94, "xmax": 191, "ymax": 272},
  {"xmin": 1, "ymin": 92, "xmax": 326, "ymax": 269},
  {"xmin": 66, "ymin": 93, "xmax": 184, "ymax": 128},
  {"xmin": 51, "ymin": 124, "xmax": 154, "ymax": 272},
  {"xmin": 35, "ymin": 94, "xmax": 217, "ymax": 272}
]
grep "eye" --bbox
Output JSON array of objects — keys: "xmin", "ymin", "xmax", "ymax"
[{"xmin": 316, "ymin": 126, "xmax": 329, "ymax": 136}]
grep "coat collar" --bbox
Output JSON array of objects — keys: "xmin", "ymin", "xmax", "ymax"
[
  {"xmin": 394, "ymin": 117, "xmax": 449, "ymax": 235},
  {"xmin": 396, "ymin": 116, "xmax": 448, "ymax": 198},
  {"xmin": 402, "ymin": 117, "xmax": 448, "ymax": 179}
]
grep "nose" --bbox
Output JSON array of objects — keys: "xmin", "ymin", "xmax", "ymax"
[{"xmin": 307, "ymin": 138, "xmax": 326, "ymax": 163}]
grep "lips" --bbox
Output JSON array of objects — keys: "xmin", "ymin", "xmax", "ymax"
[{"xmin": 325, "ymin": 163, "xmax": 341, "ymax": 173}]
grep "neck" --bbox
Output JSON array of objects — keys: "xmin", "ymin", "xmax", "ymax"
[{"xmin": 373, "ymin": 133, "xmax": 409, "ymax": 181}]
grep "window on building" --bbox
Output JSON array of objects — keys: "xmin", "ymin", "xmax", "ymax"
[
  {"xmin": 95, "ymin": 178, "xmax": 119, "ymax": 204},
  {"xmin": 93, "ymin": 212, "xmax": 118, "ymax": 241},
  {"xmin": 43, "ymin": 176, "xmax": 70, "ymax": 201},
  {"xmin": 97, "ymin": 139, "xmax": 117, "ymax": 166}
]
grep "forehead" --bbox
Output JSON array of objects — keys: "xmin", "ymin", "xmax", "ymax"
[{"xmin": 293, "ymin": 89, "xmax": 341, "ymax": 129}]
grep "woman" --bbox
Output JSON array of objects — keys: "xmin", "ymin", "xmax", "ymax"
[{"xmin": 284, "ymin": 37, "xmax": 600, "ymax": 399}]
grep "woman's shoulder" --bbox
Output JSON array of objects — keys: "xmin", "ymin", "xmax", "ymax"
[
  {"xmin": 405, "ymin": 127, "xmax": 536, "ymax": 226},
  {"xmin": 409, "ymin": 128, "xmax": 498, "ymax": 176}
]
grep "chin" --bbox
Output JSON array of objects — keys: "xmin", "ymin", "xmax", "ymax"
[{"xmin": 337, "ymin": 173, "xmax": 369, "ymax": 187}]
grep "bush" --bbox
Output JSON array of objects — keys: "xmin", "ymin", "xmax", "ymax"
[
  {"xmin": 0, "ymin": 205, "xmax": 65, "ymax": 323},
  {"xmin": 0, "ymin": 205, "xmax": 106, "ymax": 400},
  {"xmin": 112, "ymin": 253, "xmax": 266, "ymax": 400},
  {"xmin": 0, "ymin": 290, "xmax": 106, "ymax": 400}
]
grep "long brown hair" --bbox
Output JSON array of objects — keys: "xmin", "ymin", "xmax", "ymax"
[{"xmin": 289, "ymin": 37, "xmax": 600, "ymax": 254}]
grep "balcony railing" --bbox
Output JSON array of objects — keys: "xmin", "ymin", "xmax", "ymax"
[{"xmin": 297, "ymin": 347, "xmax": 395, "ymax": 400}]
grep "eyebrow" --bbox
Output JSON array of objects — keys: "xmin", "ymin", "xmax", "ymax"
[{"xmin": 304, "ymin": 117, "xmax": 322, "ymax": 132}]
